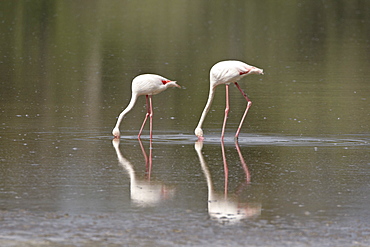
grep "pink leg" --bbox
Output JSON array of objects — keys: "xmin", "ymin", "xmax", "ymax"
[
  {"xmin": 138, "ymin": 95, "xmax": 150, "ymax": 139},
  {"xmin": 148, "ymin": 95, "xmax": 153, "ymax": 139},
  {"xmin": 221, "ymin": 84, "xmax": 230, "ymax": 140},
  {"xmin": 234, "ymin": 82, "xmax": 252, "ymax": 139}
]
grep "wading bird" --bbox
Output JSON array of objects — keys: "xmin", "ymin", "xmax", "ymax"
[
  {"xmin": 194, "ymin": 60, "xmax": 264, "ymax": 140},
  {"xmin": 112, "ymin": 74, "xmax": 180, "ymax": 139}
]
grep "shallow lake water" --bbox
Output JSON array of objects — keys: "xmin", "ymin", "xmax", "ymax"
[{"xmin": 1, "ymin": 1, "xmax": 370, "ymax": 246}]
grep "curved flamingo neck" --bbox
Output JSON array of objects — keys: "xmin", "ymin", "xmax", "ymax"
[
  {"xmin": 114, "ymin": 93, "xmax": 138, "ymax": 129},
  {"xmin": 196, "ymin": 85, "xmax": 216, "ymax": 130}
]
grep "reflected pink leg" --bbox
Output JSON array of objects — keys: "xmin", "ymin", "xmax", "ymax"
[
  {"xmin": 221, "ymin": 140, "xmax": 228, "ymax": 198},
  {"xmin": 221, "ymin": 84, "xmax": 230, "ymax": 140},
  {"xmin": 138, "ymin": 137, "xmax": 153, "ymax": 180},
  {"xmin": 148, "ymin": 137, "xmax": 153, "ymax": 180},
  {"xmin": 138, "ymin": 138, "xmax": 149, "ymax": 167},
  {"xmin": 138, "ymin": 95, "xmax": 150, "ymax": 139},
  {"xmin": 235, "ymin": 140, "xmax": 251, "ymax": 184},
  {"xmin": 234, "ymin": 82, "xmax": 252, "ymax": 139}
]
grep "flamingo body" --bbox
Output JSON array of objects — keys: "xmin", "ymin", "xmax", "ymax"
[
  {"xmin": 132, "ymin": 74, "xmax": 175, "ymax": 96},
  {"xmin": 195, "ymin": 60, "xmax": 263, "ymax": 139},
  {"xmin": 210, "ymin": 60, "xmax": 263, "ymax": 86},
  {"xmin": 112, "ymin": 74, "xmax": 180, "ymax": 139}
]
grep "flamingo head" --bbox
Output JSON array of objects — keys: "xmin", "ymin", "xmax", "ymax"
[
  {"xmin": 112, "ymin": 127, "xmax": 121, "ymax": 139},
  {"xmin": 112, "ymin": 138, "xmax": 120, "ymax": 148},
  {"xmin": 165, "ymin": 80, "xmax": 181, "ymax": 88},
  {"xmin": 195, "ymin": 127, "xmax": 204, "ymax": 139},
  {"xmin": 249, "ymin": 67, "xmax": 264, "ymax": 75},
  {"xmin": 194, "ymin": 139, "xmax": 204, "ymax": 152}
]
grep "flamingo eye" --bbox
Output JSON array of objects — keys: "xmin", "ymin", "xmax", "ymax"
[{"xmin": 162, "ymin": 80, "xmax": 171, "ymax": 85}]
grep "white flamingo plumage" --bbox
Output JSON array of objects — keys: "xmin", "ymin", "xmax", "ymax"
[
  {"xmin": 112, "ymin": 74, "xmax": 180, "ymax": 139},
  {"xmin": 195, "ymin": 60, "xmax": 264, "ymax": 140}
]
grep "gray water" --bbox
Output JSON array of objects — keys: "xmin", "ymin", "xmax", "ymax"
[{"xmin": 1, "ymin": 1, "xmax": 370, "ymax": 246}]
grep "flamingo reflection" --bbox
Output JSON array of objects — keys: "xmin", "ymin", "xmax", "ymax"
[
  {"xmin": 112, "ymin": 138, "xmax": 175, "ymax": 207},
  {"xmin": 195, "ymin": 140, "xmax": 261, "ymax": 223}
]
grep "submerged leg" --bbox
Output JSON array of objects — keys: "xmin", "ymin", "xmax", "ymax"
[
  {"xmin": 138, "ymin": 95, "xmax": 151, "ymax": 138},
  {"xmin": 221, "ymin": 84, "xmax": 230, "ymax": 140},
  {"xmin": 234, "ymin": 82, "xmax": 252, "ymax": 139}
]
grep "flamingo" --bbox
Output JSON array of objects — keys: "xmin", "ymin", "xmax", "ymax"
[
  {"xmin": 112, "ymin": 74, "xmax": 180, "ymax": 139},
  {"xmin": 194, "ymin": 60, "xmax": 264, "ymax": 140}
]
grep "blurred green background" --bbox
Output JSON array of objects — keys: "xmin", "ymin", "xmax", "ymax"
[{"xmin": 0, "ymin": 0, "xmax": 369, "ymax": 137}]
